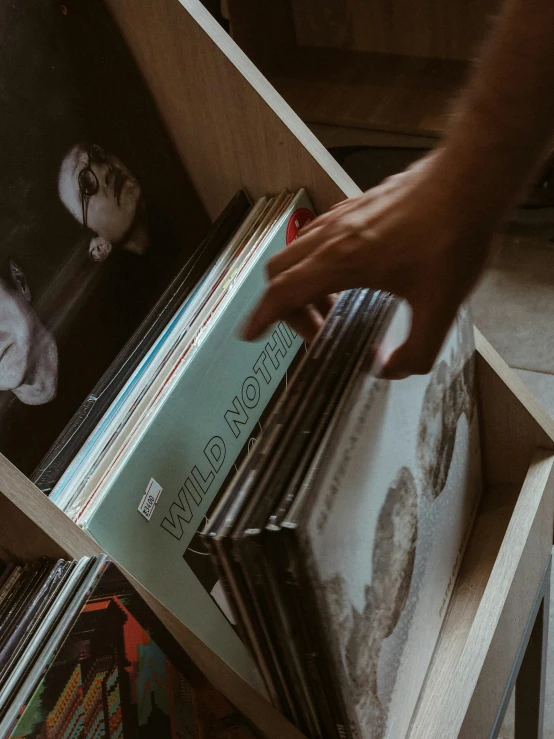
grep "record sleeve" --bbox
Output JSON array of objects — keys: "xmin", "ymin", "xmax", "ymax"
[
  {"xmin": 0, "ymin": 560, "xmax": 52, "ymax": 657},
  {"xmin": 0, "ymin": 568, "xmax": 24, "ymax": 611},
  {"xmin": 51, "ymin": 192, "xmax": 278, "ymax": 515},
  {"xmin": 0, "ymin": 560, "xmax": 71, "ymax": 685},
  {"xmin": 33, "ymin": 190, "xmax": 251, "ymax": 494},
  {"xmin": 0, "ymin": 564, "xmax": 17, "ymax": 594},
  {"xmin": 182, "ymin": 345, "xmax": 305, "ymax": 633},
  {"xmin": 49, "ymin": 194, "xmax": 271, "ymax": 512},
  {"xmin": 203, "ymin": 288, "xmax": 388, "ymax": 731},
  {"xmin": 230, "ymin": 290, "xmax": 391, "ymax": 736},
  {"xmin": 3, "ymin": 558, "xmax": 260, "ymax": 739},
  {"xmin": 278, "ymin": 304, "xmax": 481, "ymax": 739},
  {"xmin": 0, "ymin": 564, "xmax": 39, "ymax": 624},
  {"xmin": 75, "ymin": 191, "xmax": 311, "ymax": 689},
  {"xmin": 205, "ymin": 296, "xmax": 481, "ymax": 739},
  {"xmin": 0, "ymin": 557, "xmax": 97, "ymax": 724}
]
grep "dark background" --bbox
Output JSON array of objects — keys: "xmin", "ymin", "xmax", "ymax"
[{"xmin": 0, "ymin": 0, "xmax": 211, "ymax": 475}]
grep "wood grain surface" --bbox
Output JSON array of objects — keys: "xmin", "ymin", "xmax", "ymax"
[
  {"xmin": 410, "ymin": 450, "xmax": 554, "ymax": 739},
  {"xmin": 105, "ymin": 0, "xmax": 359, "ymax": 219}
]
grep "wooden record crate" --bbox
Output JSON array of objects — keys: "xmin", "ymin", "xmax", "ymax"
[{"xmin": 0, "ymin": 2, "xmax": 553, "ymax": 737}]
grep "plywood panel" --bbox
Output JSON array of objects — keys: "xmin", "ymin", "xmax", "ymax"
[
  {"xmin": 410, "ymin": 449, "xmax": 554, "ymax": 739},
  {"xmin": 0, "ymin": 455, "xmax": 100, "ymax": 562},
  {"xmin": 408, "ymin": 484, "xmax": 515, "ymax": 735},
  {"xmin": 475, "ymin": 329, "xmax": 554, "ymax": 490},
  {"xmin": 226, "ymin": 0, "xmax": 297, "ymax": 71},
  {"xmin": 104, "ymin": 0, "xmax": 359, "ymax": 220}
]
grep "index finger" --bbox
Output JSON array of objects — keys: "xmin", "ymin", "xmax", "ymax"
[
  {"xmin": 266, "ymin": 222, "xmax": 328, "ymax": 280},
  {"xmin": 242, "ymin": 258, "xmax": 345, "ymax": 341}
]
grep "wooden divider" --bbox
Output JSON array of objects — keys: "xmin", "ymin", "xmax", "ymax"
[
  {"xmin": 410, "ymin": 450, "xmax": 554, "ymax": 739},
  {"xmin": 105, "ymin": 0, "xmax": 359, "ymax": 218}
]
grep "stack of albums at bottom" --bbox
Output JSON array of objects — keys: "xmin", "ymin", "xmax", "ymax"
[
  {"xmin": 0, "ymin": 555, "xmax": 259, "ymax": 739},
  {"xmin": 203, "ymin": 293, "xmax": 483, "ymax": 739}
]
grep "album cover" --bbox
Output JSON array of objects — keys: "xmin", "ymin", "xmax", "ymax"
[
  {"xmin": 0, "ymin": 560, "xmax": 71, "ymax": 685},
  {"xmin": 6, "ymin": 561, "xmax": 259, "ymax": 739},
  {"xmin": 290, "ymin": 304, "xmax": 482, "ymax": 739},
  {"xmin": 0, "ymin": 556, "xmax": 102, "ymax": 730},
  {"xmin": 0, "ymin": 560, "xmax": 52, "ymax": 655},
  {"xmin": 48, "ymin": 195, "xmax": 274, "ymax": 515},
  {"xmin": 205, "ymin": 294, "xmax": 481, "ymax": 738},
  {"xmin": 0, "ymin": 0, "xmax": 211, "ymax": 476},
  {"xmin": 81, "ymin": 192, "xmax": 310, "ymax": 689},
  {"xmin": 232, "ymin": 290, "xmax": 391, "ymax": 736},
  {"xmin": 203, "ymin": 288, "xmax": 390, "ymax": 731},
  {"xmin": 183, "ymin": 351, "xmax": 304, "ymax": 631}
]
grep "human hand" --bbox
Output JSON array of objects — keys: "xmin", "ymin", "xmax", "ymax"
[{"xmin": 242, "ymin": 150, "xmax": 498, "ymax": 379}]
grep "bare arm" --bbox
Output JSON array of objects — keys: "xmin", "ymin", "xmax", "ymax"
[
  {"xmin": 243, "ymin": 0, "xmax": 554, "ymax": 378},
  {"xmin": 440, "ymin": 0, "xmax": 554, "ymax": 218}
]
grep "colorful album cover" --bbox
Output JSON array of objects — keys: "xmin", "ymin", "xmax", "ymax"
[
  {"xmin": 8, "ymin": 563, "xmax": 258, "ymax": 739},
  {"xmin": 0, "ymin": 0, "xmax": 210, "ymax": 476}
]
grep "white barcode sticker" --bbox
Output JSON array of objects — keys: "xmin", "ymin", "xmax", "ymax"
[{"xmin": 138, "ymin": 478, "xmax": 163, "ymax": 521}]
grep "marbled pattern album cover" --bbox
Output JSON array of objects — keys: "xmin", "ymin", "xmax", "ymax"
[{"xmin": 302, "ymin": 304, "xmax": 482, "ymax": 739}]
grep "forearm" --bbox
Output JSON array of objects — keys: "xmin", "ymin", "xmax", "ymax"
[{"xmin": 436, "ymin": 0, "xmax": 554, "ymax": 224}]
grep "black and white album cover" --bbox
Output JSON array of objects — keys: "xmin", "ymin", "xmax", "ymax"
[
  {"xmin": 299, "ymin": 304, "xmax": 482, "ymax": 739},
  {"xmin": 0, "ymin": 0, "xmax": 211, "ymax": 475}
]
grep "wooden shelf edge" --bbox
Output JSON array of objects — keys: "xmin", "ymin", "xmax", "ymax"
[
  {"xmin": 475, "ymin": 327, "xmax": 554, "ymax": 491},
  {"xmin": 0, "ymin": 456, "xmax": 101, "ymax": 562},
  {"xmin": 410, "ymin": 448, "xmax": 554, "ymax": 739},
  {"xmin": 173, "ymin": 0, "xmax": 361, "ymax": 200},
  {"xmin": 137, "ymin": 0, "xmax": 360, "ymax": 207},
  {"xmin": 475, "ymin": 328, "xmax": 554, "ymax": 445}
]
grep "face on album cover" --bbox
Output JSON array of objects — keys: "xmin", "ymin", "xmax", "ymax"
[{"xmin": 0, "ymin": 0, "xmax": 210, "ymax": 476}]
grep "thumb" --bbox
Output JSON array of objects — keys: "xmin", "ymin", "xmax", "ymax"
[{"xmin": 382, "ymin": 299, "xmax": 458, "ymax": 380}]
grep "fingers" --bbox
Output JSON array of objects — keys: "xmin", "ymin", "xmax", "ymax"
[
  {"xmin": 283, "ymin": 306, "xmax": 326, "ymax": 343},
  {"xmin": 329, "ymin": 198, "xmax": 350, "ymax": 212},
  {"xmin": 242, "ymin": 260, "xmax": 346, "ymax": 341},
  {"xmin": 266, "ymin": 225, "xmax": 326, "ymax": 278},
  {"xmin": 314, "ymin": 293, "xmax": 336, "ymax": 319},
  {"xmin": 267, "ymin": 188, "xmax": 384, "ymax": 280},
  {"xmin": 381, "ymin": 298, "xmax": 458, "ymax": 380}
]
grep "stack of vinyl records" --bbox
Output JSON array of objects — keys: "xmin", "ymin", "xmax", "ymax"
[
  {"xmin": 203, "ymin": 295, "xmax": 483, "ymax": 739},
  {"xmin": 43, "ymin": 188, "xmax": 314, "ymax": 690},
  {"xmin": 0, "ymin": 555, "xmax": 259, "ymax": 738},
  {"xmin": 46, "ymin": 189, "xmax": 306, "ymax": 522}
]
